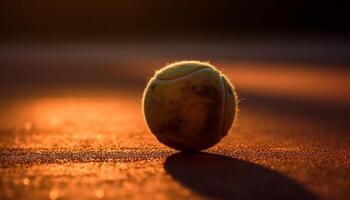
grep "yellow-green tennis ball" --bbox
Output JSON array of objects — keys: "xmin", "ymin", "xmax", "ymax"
[{"xmin": 142, "ymin": 61, "xmax": 238, "ymax": 151}]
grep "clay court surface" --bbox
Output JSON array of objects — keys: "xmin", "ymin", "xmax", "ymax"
[{"xmin": 0, "ymin": 40, "xmax": 350, "ymax": 200}]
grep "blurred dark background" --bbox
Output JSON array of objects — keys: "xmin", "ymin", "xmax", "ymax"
[
  {"xmin": 1, "ymin": 0, "xmax": 349, "ymax": 40},
  {"xmin": 0, "ymin": 0, "xmax": 349, "ymax": 99}
]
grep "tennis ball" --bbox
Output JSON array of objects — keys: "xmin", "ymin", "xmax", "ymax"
[{"xmin": 142, "ymin": 61, "xmax": 238, "ymax": 151}]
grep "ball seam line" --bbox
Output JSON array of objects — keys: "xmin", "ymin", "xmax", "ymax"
[{"xmin": 155, "ymin": 67, "xmax": 212, "ymax": 81}]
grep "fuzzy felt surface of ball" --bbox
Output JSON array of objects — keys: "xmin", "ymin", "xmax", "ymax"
[{"xmin": 142, "ymin": 61, "xmax": 238, "ymax": 151}]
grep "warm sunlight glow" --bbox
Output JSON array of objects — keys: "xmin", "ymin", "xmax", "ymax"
[
  {"xmin": 49, "ymin": 189, "xmax": 59, "ymax": 200},
  {"xmin": 0, "ymin": 92, "xmax": 154, "ymax": 149},
  {"xmin": 22, "ymin": 178, "xmax": 30, "ymax": 185},
  {"xmin": 24, "ymin": 122, "xmax": 32, "ymax": 130},
  {"xmin": 95, "ymin": 189, "xmax": 105, "ymax": 199}
]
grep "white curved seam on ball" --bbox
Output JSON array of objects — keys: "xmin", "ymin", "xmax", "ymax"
[{"xmin": 154, "ymin": 67, "xmax": 212, "ymax": 83}]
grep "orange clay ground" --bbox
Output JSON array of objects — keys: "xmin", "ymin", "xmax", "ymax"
[{"xmin": 0, "ymin": 41, "xmax": 350, "ymax": 200}]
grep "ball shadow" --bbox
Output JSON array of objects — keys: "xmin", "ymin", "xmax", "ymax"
[{"xmin": 164, "ymin": 152, "xmax": 318, "ymax": 200}]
